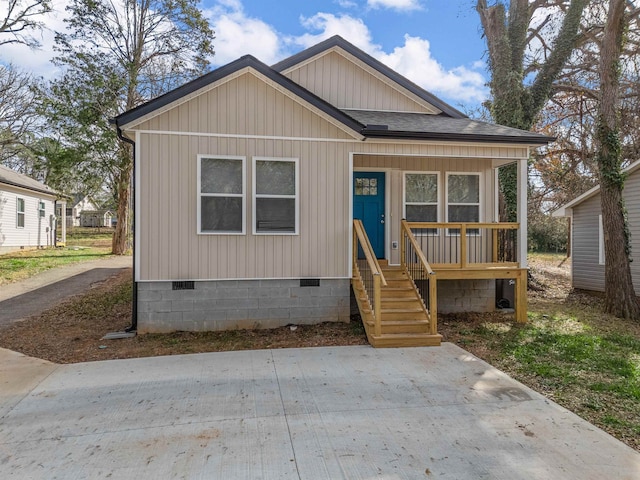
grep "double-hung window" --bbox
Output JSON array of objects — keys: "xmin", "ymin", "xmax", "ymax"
[
  {"xmin": 16, "ymin": 198, "xmax": 25, "ymax": 228},
  {"xmin": 253, "ymin": 157, "xmax": 298, "ymax": 234},
  {"xmin": 447, "ymin": 173, "xmax": 480, "ymax": 234},
  {"xmin": 39, "ymin": 201, "xmax": 46, "ymax": 218},
  {"xmin": 198, "ymin": 156, "xmax": 246, "ymax": 234},
  {"xmin": 404, "ymin": 172, "xmax": 438, "ymax": 233}
]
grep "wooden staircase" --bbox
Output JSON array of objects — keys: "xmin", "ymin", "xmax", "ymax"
[{"xmin": 353, "ymin": 265, "xmax": 442, "ymax": 348}]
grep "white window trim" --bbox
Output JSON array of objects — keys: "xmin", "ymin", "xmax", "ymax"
[
  {"xmin": 599, "ymin": 214, "xmax": 605, "ymax": 265},
  {"xmin": 252, "ymin": 156, "xmax": 299, "ymax": 236},
  {"xmin": 16, "ymin": 197, "xmax": 25, "ymax": 228},
  {"xmin": 403, "ymin": 171, "xmax": 440, "ymax": 235},
  {"xmin": 445, "ymin": 171, "xmax": 482, "ymax": 236},
  {"xmin": 38, "ymin": 200, "xmax": 46, "ymax": 218},
  {"xmin": 197, "ymin": 154, "xmax": 246, "ymax": 235}
]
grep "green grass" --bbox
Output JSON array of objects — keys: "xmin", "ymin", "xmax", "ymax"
[
  {"xmin": 441, "ymin": 254, "xmax": 640, "ymax": 451},
  {"xmin": 0, "ymin": 228, "xmax": 117, "ymax": 285}
]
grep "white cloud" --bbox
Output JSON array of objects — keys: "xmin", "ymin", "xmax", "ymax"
[
  {"xmin": 334, "ymin": 0, "xmax": 358, "ymax": 8},
  {"xmin": 204, "ymin": 1, "xmax": 285, "ymax": 66},
  {"xmin": 378, "ymin": 35, "xmax": 488, "ymax": 103},
  {"xmin": 367, "ymin": 0, "xmax": 422, "ymax": 11},
  {"xmin": 297, "ymin": 13, "xmax": 374, "ymax": 51},
  {"xmin": 0, "ymin": 0, "xmax": 68, "ymax": 78}
]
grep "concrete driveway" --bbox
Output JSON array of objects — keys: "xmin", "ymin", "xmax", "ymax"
[{"xmin": 1, "ymin": 343, "xmax": 638, "ymax": 479}]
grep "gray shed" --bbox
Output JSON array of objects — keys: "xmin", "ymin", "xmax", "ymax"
[{"xmin": 554, "ymin": 160, "xmax": 640, "ymax": 293}]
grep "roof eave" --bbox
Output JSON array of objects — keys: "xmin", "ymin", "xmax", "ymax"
[
  {"xmin": 0, "ymin": 180, "xmax": 59, "ymax": 197},
  {"xmin": 361, "ymin": 129, "xmax": 555, "ymax": 145}
]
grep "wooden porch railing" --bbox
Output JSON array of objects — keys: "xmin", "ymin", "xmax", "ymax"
[
  {"xmin": 400, "ymin": 220, "xmax": 437, "ymax": 335},
  {"xmin": 352, "ymin": 219, "xmax": 387, "ymax": 336},
  {"xmin": 403, "ymin": 222, "xmax": 520, "ymax": 269}
]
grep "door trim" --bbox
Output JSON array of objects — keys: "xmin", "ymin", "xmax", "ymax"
[{"xmin": 352, "ymin": 166, "xmax": 391, "ymax": 262}]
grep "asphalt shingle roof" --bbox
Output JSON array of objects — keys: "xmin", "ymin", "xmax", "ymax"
[
  {"xmin": 0, "ymin": 164, "xmax": 58, "ymax": 196},
  {"xmin": 344, "ymin": 109, "xmax": 554, "ymax": 144}
]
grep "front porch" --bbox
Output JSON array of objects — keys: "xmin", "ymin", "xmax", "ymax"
[{"xmin": 352, "ymin": 220, "xmax": 527, "ymax": 347}]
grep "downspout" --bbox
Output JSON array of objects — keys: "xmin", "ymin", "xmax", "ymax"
[{"xmin": 114, "ymin": 123, "xmax": 138, "ymax": 332}]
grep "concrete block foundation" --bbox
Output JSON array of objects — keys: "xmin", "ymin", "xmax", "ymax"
[{"xmin": 137, "ymin": 278, "xmax": 351, "ymax": 333}]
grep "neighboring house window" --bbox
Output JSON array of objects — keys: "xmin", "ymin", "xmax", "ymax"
[
  {"xmin": 253, "ymin": 157, "xmax": 298, "ymax": 234},
  {"xmin": 39, "ymin": 201, "xmax": 46, "ymax": 217},
  {"xmin": 16, "ymin": 198, "xmax": 25, "ymax": 228},
  {"xmin": 404, "ymin": 172, "xmax": 438, "ymax": 234},
  {"xmin": 197, "ymin": 155, "xmax": 246, "ymax": 234},
  {"xmin": 599, "ymin": 215, "xmax": 605, "ymax": 265},
  {"xmin": 446, "ymin": 173, "xmax": 481, "ymax": 234}
]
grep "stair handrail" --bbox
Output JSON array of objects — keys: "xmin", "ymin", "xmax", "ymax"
[
  {"xmin": 353, "ymin": 219, "xmax": 387, "ymax": 336},
  {"xmin": 401, "ymin": 220, "xmax": 437, "ymax": 335}
]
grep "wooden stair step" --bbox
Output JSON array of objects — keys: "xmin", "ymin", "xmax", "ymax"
[
  {"xmin": 380, "ymin": 287, "xmax": 416, "ymax": 298},
  {"xmin": 369, "ymin": 333, "xmax": 442, "ymax": 348}
]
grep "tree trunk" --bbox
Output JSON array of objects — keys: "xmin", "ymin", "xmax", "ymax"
[
  {"xmin": 597, "ymin": 0, "xmax": 640, "ymax": 319},
  {"xmin": 112, "ymin": 145, "xmax": 132, "ymax": 255}
]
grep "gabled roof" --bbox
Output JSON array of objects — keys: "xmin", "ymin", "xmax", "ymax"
[
  {"xmin": 345, "ymin": 109, "xmax": 553, "ymax": 145},
  {"xmin": 112, "ymin": 54, "xmax": 363, "ymax": 134},
  {"xmin": 272, "ymin": 35, "xmax": 466, "ymax": 119},
  {"xmin": 553, "ymin": 159, "xmax": 640, "ymax": 217},
  {"xmin": 0, "ymin": 164, "xmax": 58, "ymax": 197},
  {"xmin": 112, "ymin": 36, "xmax": 554, "ymax": 147}
]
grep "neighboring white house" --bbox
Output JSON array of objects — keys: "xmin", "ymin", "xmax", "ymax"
[
  {"xmin": 554, "ymin": 159, "xmax": 640, "ymax": 293},
  {"xmin": 67, "ymin": 194, "xmax": 99, "ymax": 227},
  {"xmin": 0, "ymin": 165, "xmax": 65, "ymax": 254}
]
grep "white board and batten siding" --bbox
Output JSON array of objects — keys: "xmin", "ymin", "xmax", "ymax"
[
  {"xmin": 571, "ymin": 170, "xmax": 640, "ymax": 293},
  {"xmin": 0, "ymin": 183, "xmax": 56, "ymax": 252}
]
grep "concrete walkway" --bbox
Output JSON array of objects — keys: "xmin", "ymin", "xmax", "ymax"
[
  {"xmin": 0, "ymin": 255, "xmax": 131, "ymax": 326},
  {"xmin": 1, "ymin": 343, "xmax": 638, "ymax": 479}
]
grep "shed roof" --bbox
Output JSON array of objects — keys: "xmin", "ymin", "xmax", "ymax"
[
  {"xmin": 0, "ymin": 164, "xmax": 59, "ymax": 197},
  {"xmin": 345, "ymin": 109, "xmax": 554, "ymax": 144},
  {"xmin": 553, "ymin": 159, "xmax": 640, "ymax": 217}
]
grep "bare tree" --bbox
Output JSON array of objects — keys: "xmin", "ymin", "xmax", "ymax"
[
  {"xmin": 52, "ymin": 0, "xmax": 214, "ymax": 254},
  {"xmin": 476, "ymin": 0, "xmax": 589, "ymax": 221},
  {"xmin": 0, "ymin": 64, "xmax": 41, "ymax": 166},
  {"xmin": 0, "ymin": 0, "xmax": 51, "ymax": 48}
]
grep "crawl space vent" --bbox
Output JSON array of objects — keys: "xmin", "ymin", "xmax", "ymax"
[
  {"xmin": 172, "ymin": 281, "xmax": 195, "ymax": 290},
  {"xmin": 300, "ymin": 279, "xmax": 320, "ymax": 287}
]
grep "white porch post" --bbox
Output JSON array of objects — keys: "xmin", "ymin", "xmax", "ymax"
[
  {"xmin": 60, "ymin": 200, "xmax": 67, "ymax": 244},
  {"xmin": 517, "ymin": 157, "xmax": 528, "ymax": 268}
]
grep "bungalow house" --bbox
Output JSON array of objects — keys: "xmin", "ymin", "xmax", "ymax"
[
  {"xmin": 66, "ymin": 194, "xmax": 99, "ymax": 227},
  {"xmin": 554, "ymin": 160, "xmax": 640, "ymax": 293},
  {"xmin": 0, "ymin": 164, "xmax": 66, "ymax": 254},
  {"xmin": 112, "ymin": 36, "xmax": 552, "ymax": 346}
]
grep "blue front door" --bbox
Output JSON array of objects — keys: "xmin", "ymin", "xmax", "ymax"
[{"xmin": 353, "ymin": 172, "xmax": 385, "ymax": 259}]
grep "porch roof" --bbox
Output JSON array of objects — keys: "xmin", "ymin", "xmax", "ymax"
[{"xmin": 344, "ymin": 109, "xmax": 555, "ymax": 145}]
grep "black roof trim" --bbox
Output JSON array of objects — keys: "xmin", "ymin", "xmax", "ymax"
[
  {"xmin": 360, "ymin": 128, "xmax": 554, "ymax": 145},
  {"xmin": 113, "ymin": 55, "xmax": 365, "ymax": 134},
  {"xmin": 272, "ymin": 35, "xmax": 467, "ymax": 119}
]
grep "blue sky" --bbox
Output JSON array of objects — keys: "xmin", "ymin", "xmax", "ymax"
[{"xmin": 2, "ymin": 0, "xmax": 490, "ymax": 108}]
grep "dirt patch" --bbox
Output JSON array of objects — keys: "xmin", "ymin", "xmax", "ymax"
[{"xmin": 0, "ymin": 269, "xmax": 368, "ymax": 364}]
